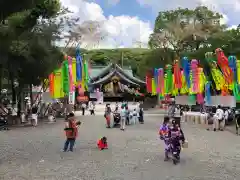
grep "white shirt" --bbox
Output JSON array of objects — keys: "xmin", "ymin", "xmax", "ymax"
[
  {"xmin": 215, "ymin": 108, "xmax": 224, "ymax": 120},
  {"xmin": 89, "ymin": 104, "xmax": 93, "ymax": 110},
  {"xmin": 82, "ymin": 103, "xmax": 86, "ymax": 109},
  {"xmin": 133, "ymin": 110, "xmax": 137, "ymax": 116},
  {"xmin": 224, "ymin": 110, "xmax": 229, "ymax": 120}
]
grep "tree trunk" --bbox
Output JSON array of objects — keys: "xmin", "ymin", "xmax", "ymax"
[
  {"xmin": 8, "ymin": 62, "xmax": 16, "ymax": 105},
  {"xmin": 196, "ymin": 41, "xmax": 201, "ymax": 50},
  {"xmin": 10, "ymin": 74, "xmax": 16, "ymax": 105},
  {"xmin": 17, "ymin": 84, "xmax": 23, "ymax": 117},
  {"xmin": 175, "ymin": 50, "xmax": 180, "ymax": 60},
  {"xmin": 0, "ymin": 64, "xmax": 2, "ymax": 94},
  {"xmin": 29, "ymin": 83, "xmax": 33, "ymax": 106}
]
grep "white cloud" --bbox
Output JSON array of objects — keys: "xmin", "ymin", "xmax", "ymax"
[
  {"xmin": 227, "ymin": 25, "xmax": 238, "ymax": 30},
  {"xmin": 60, "ymin": 0, "xmax": 152, "ymax": 49},
  {"xmin": 220, "ymin": 14, "xmax": 229, "ymax": 25}
]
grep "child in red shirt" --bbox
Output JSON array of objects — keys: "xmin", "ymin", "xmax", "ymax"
[{"xmin": 97, "ymin": 137, "xmax": 108, "ymax": 150}]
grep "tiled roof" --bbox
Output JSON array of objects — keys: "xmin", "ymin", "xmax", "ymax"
[{"xmin": 90, "ymin": 65, "xmax": 133, "ymax": 78}]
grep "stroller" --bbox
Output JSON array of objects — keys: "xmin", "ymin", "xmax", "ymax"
[
  {"xmin": 0, "ymin": 113, "xmax": 9, "ymax": 130},
  {"xmin": 113, "ymin": 112, "xmax": 121, "ymax": 127}
]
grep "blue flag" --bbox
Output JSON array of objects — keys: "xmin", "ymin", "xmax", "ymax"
[
  {"xmin": 76, "ymin": 46, "xmax": 82, "ymax": 81},
  {"xmin": 182, "ymin": 57, "xmax": 190, "ymax": 88},
  {"xmin": 205, "ymin": 81, "xmax": 211, "ymax": 105}
]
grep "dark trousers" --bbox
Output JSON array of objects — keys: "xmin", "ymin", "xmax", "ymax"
[
  {"xmin": 236, "ymin": 117, "xmax": 240, "ymax": 134},
  {"xmin": 63, "ymin": 138, "xmax": 76, "ymax": 151},
  {"xmin": 90, "ymin": 110, "xmax": 95, "ymax": 115},
  {"xmin": 82, "ymin": 108, "xmax": 85, "ymax": 115},
  {"xmin": 139, "ymin": 115, "xmax": 144, "ymax": 123},
  {"xmin": 126, "ymin": 117, "xmax": 129, "ymax": 125}
]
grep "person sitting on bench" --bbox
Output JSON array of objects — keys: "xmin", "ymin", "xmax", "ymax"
[{"xmin": 213, "ymin": 105, "xmax": 224, "ymax": 131}]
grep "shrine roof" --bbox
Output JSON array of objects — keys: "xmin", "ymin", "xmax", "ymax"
[
  {"xmin": 90, "ymin": 64, "xmax": 133, "ymax": 78},
  {"xmin": 89, "ymin": 64, "xmax": 145, "ymax": 87}
]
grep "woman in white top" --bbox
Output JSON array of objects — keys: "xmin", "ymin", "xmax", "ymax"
[{"xmin": 120, "ymin": 106, "xmax": 126, "ymax": 131}]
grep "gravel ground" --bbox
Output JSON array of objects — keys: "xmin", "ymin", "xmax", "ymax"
[{"xmin": 0, "ymin": 115, "xmax": 240, "ymax": 180}]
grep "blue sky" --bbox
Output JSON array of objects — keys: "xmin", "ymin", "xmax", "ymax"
[{"xmin": 95, "ymin": 0, "xmax": 156, "ymax": 27}]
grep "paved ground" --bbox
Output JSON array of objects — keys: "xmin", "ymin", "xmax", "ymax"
[{"xmin": 1, "ymin": 114, "xmax": 240, "ymax": 180}]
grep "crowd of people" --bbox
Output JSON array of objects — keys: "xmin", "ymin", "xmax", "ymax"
[
  {"xmin": 168, "ymin": 102, "xmax": 240, "ymax": 134},
  {"xmin": 104, "ymin": 102, "xmax": 144, "ymax": 130}
]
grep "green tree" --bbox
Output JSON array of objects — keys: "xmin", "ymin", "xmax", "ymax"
[
  {"xmin": 0, "ymin": 0, "xmax": 64, "ymax": 106},
  {"xmin": 207, "ymin": 26, "xmax": 240, "ymax": 56},
  {"xmin": 0, "ymin": 0, "xmax": 43, "ymax": 21},
  {"xmin": 149, "ymin": 6, "xmax": 224, "ymax": 57}
]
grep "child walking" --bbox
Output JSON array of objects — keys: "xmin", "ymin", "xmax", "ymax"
[{"xmin": 63, "ymin": 113, "xmax": 80, "ymax": 152}]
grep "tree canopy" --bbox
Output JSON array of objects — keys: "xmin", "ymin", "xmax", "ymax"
[
  {"xmin": 0, "ymin": 0, "xmax": 66, "ymax": 106},
  {"xmin": 149, "ymin": 6, "xmax": 226, "ymax": 55},
  {"xmin": 0, "ymin": 0, "xmax": 63, "ymax": 86}
]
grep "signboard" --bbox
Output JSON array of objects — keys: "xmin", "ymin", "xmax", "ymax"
[
  {"xmin": 96, "ymin": 92, "xmax": 103, "ymax": 104},
  {"xmin": 42, "ymin": 92, "xmax": 52, "ymax": 103},
  {"xmin": 32, "ymin": 85, "xmax": 43, "ymax": 93},
  {"xmin": 175, "ymin": 95, "xmax": 196, "ymax": 105},
  {"xmin": 68, "ymin": 91, "xmax": 75, "ymax": 104},
  {"xmin": 90, "ymin": 92, "xmax": 97, "ymax": 99},
  {"xmin": 206, "ymin": 96, "xmax": 236, "ymax": 107}
]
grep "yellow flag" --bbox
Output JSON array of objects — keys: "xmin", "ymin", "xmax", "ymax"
[
  {"xmin": 53, "ymin": 69, "xmax": 64, "ymax": 98},
  {"xmin": 237, "ymin": 60, "xmax": 240, "ymax": 84},
  {"xmin": 152, "ymin": 78, "xmax": 156, "ymax": 95},
  {"xmin": 198, "ymin": 68, "xmax": 206, "ymax": 93},
  {"xmin": 212, "ymin": 68, "xmax": 224, "ymax": 90},
  {"xmin": 72, "ymin": 58, "xmax": 77, "ymax": 86},
  {"xmin": 180, "ymin": 73, "xmax": 188, "ymax": 94},
  {"xmin": 172, "ymin": 75, "xmax": 178, "ymax": 96},
  {"xmin": 189, "ymin": 71, "xmax": 194, "ymax": 94}
]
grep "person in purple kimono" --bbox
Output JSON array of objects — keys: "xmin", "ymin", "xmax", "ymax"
[
  {"xmin": 168, "ymin": 119, "xmax": 185, "ymax": 163},
  {"xmin": 159, "ymin": 116, "xmax": 171, "ymax": 161}
]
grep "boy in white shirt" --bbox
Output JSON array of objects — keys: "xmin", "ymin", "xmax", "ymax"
[
  {"xmin": 81, "ymin": 103, "xmax": 86, "ymax": 116},
  {"xmin": 132, "ymin": 109, "xmax": 138, "ymax": 124},
  {"xmin": 224, "ymin": 109, "xmax": 229, "ymax": 123},
  {"xmin": 89, "ymin": 102, "xmax": 95, "ymax": 115}
]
